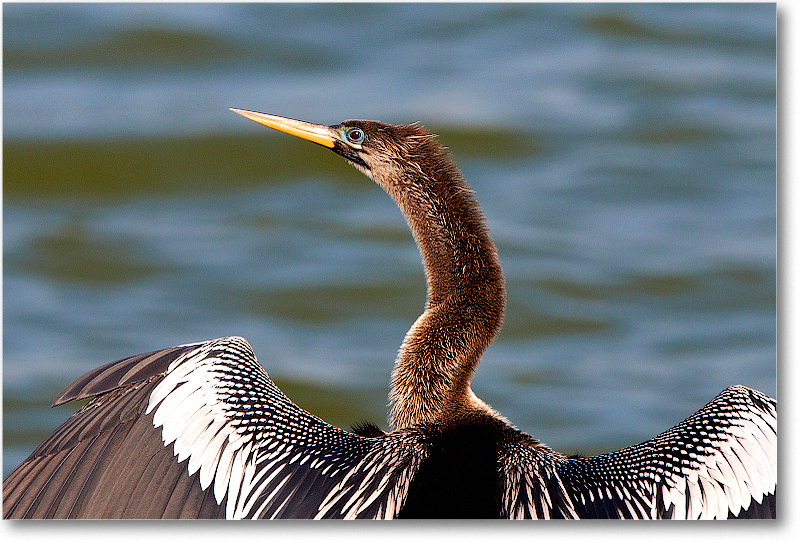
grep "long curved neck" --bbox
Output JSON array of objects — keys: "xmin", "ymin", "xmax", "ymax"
[{"xmin": 371, "ymin": 147, "xmax": 506, "ymax": 431}]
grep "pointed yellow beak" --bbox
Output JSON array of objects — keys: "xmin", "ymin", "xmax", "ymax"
[{"xmin": 230, "ymin": 109, "xmax": 337, "ymax": 148}]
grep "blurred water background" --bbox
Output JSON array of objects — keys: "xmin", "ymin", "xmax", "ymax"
[{"xmin": 3, "ymin": 3, "xmax": 776, "ymax": 477}]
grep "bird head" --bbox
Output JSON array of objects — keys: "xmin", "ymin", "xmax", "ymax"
[{"xmin": 229, "ymin": 109, "xmax": 446, "ymax": 195}]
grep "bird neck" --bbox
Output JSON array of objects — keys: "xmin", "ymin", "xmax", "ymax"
[{"xmin": 382, "ymin": 162, "xmax": 506, "ymax": 431}]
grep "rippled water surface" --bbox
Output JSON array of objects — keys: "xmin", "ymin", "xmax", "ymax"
[{"xmin": 3, "ymin": 3, "xmax": 776, "ymax": 476}]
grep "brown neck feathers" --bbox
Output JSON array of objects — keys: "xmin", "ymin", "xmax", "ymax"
[{"xmin": 366, "ymin": 127, "xmax": 505, "ymax": 430}]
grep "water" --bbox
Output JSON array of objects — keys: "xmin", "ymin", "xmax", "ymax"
[{"xmin": 3, "ymin": 3, "xmax": 776, "ymax": 477}]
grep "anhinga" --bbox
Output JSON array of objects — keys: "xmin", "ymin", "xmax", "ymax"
[{"xmin": 3, "ymin": 110, "xmax": 776, "ymax": 519}]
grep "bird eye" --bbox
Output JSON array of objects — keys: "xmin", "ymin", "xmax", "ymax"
[{"xmin": 345, "ymin": 128, "xmax": 364, "ymax": 144}]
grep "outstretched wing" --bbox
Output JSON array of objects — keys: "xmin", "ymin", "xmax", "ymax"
[
  {"xmin": 3, "ymin": 337, "xmax": 427, "ymax": 519},
  {"xmin": 500, "ymin": 386, "xmax": 776, "ymax": 519}
]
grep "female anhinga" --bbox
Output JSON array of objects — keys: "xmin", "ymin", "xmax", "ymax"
[{"xmin": 3, "ymin": 110, "xmax": 776, "ymax": 519}]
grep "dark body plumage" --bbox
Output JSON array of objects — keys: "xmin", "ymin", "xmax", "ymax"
[
  {"xmin": 398, "ymin": 413, "xmax": 513, "ymax": 518},
  {"xmin": 3, "ymin": 111, "xmax": 776, "ymax": 519}
]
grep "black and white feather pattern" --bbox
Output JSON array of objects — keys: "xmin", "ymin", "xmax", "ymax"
[
  {"xmin": 4, "ymin": 336, "xmax": 775, "ymax": 519},
  {"xmin": 500, "ymin": 386, "xmax": 777, "ymax": 519},
  {"xmin": 145, "ymin": 337, "xmax": 427, "ymax": 519},
  {"xmin": 3, "ymin": 337, "xmax": 427, "ymax": 519}
]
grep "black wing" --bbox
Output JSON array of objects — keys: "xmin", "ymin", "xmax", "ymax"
[
  {"xmin": 3, "ymin": 337, "xmax": 428, "ymax": 519},
  {"xmin": 500, "ymin": 386, "xmax": 776, "ymax": 519}
]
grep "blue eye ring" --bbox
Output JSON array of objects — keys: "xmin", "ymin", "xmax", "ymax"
[{"xmin": 345, "ymin": 127, "xmax": 364, "ymax": 145}]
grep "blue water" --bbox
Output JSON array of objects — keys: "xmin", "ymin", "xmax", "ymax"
[{"xmin": 3, "ymin": 3, "xmax": 776, "ymax": 477}]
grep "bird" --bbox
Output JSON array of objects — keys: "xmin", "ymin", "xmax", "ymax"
[{"xmin": 3, "ymin": 109, "xmax": 776, "ymax": 519}]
